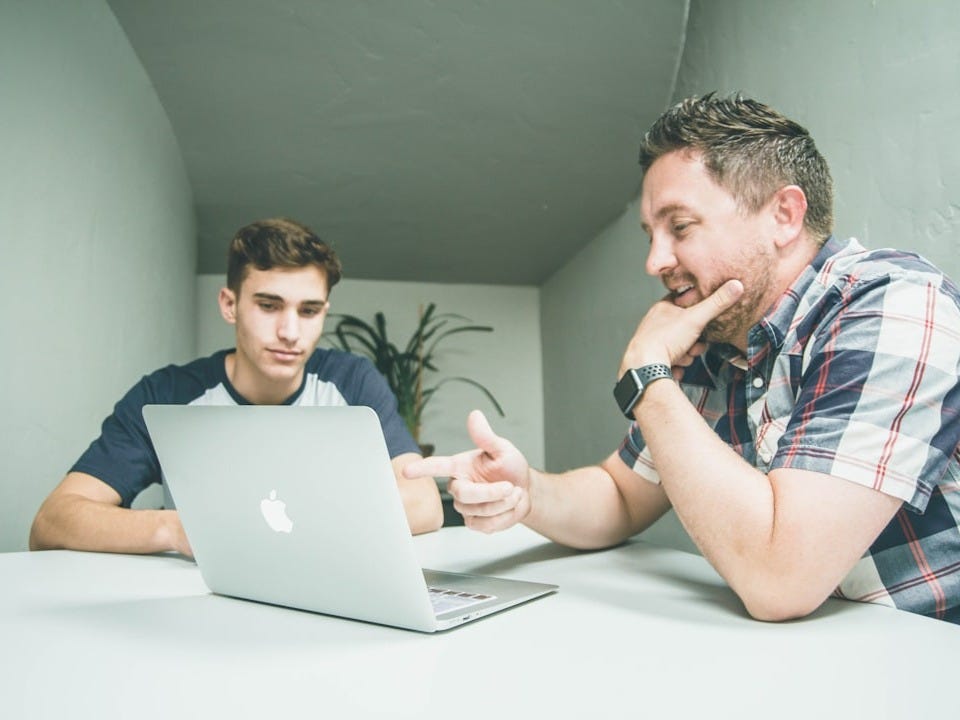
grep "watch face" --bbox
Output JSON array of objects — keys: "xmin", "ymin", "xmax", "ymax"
[{"xmin": 613, "ymin": 370, "xmax": 642, "ymax": 416}]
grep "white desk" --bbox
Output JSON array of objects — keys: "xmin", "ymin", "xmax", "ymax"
[{"xmin": 2, "ymin": 526, "xmax": 958, "ymax": 719}]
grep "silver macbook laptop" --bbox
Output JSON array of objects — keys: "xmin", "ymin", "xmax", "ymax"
[{"xmin": 142, "ymin": 404, "xmax": 556, "ymax": 632}]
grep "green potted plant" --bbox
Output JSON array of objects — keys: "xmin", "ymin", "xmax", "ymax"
[{"xmin": 326, "ymin": 302, "xmax": 505, "ymax": 451}]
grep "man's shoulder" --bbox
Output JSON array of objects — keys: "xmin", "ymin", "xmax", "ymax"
[
  {"xmin": 133, "ymin": 349, "xmax": 232, "ymax": 404},
  {"xmin": 297, "ymin": 347, "xmax": 394, "ymax": 408},
  {"xmin": 785, "ymin": 237, "xmax": 960, "ymax": 329},
  {"xmin": 779, "ymin": 238, "xmax": 960, "ymax": 361},
  {"xmin": 304, "ymin": 346, "xmax": 376, "ymax": 377},
  {"xmin": 821, "ymin": 238, "xmax": 956, "ymax": 293}
]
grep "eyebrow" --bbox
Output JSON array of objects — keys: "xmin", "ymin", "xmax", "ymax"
[{"xmin": 252, "ymin": 292, "xmax": 328, "ymax": 307}]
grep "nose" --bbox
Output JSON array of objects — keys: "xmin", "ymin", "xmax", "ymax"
[
  {"xmin": 277, "ymin": 309, "xmax": 301, "ymax": 344},
  {"xmin": 645, "ymin": 234, "xmax": 677, "ymax": 277}
]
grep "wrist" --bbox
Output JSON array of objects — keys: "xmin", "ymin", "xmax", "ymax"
[
  {"xmin": 522, "ymin": 467, "xmax": 544, "ymax": 523},
  {"xmin": 632, "ymin": 370, "xmax": 676, "ymax": 410},
  {"xmin": 613, "ymin": 363, "xmax": 673, "ymax": 419}
]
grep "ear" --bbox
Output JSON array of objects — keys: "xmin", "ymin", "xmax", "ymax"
[
  {"xmin": 218, "ymin": 287, "xmax": 238, "ymax": 325},
  {"xmin": 769, "ymin": 185, "xmax": 808, "ymax": 249}
]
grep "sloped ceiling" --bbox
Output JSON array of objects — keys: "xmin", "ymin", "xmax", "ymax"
[{"xmin": 107, "ymin": 0, "xmax": 687, "ymax": 284}]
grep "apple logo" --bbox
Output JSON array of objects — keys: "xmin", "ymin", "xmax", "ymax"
[{"xmin": 260, "ymin": 489, "xmax": 294, "ymax": 533}]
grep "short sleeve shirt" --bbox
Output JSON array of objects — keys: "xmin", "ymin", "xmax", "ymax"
[
  {"xmin": 71, "ymin": 348, "xmax": 420, "ymax": 508},
  {"xmin": 619, "ymin": 237, "xmax": 960, "ymax": 622}
]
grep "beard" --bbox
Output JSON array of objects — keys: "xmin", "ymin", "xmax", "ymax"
[
  {"xmin": 702, "ymin": 296, "xmax": 760, "ymax": 344},
  {"xmin": 698, "ymin": 246, "xmax": 777, "ymax": 346}
]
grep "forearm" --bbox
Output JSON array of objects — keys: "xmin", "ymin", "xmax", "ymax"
[
  {"xmin": 524, "ymin": 465, "xmax": 658, "ymax": 550},
  {"xmin": 398, "ymin": 476, "xmax": 444, "ymax": 535},
  {"xmin": 393, "ymin": 454, "xmax": 443, "ymax": 535},
  {"xmin": 636, "ymin": 379, "xmax": 904, "ymax": 620},
  {"xmin": 30, "ymin": 494, "xmax": 187, "ymax": 555},
  {"xmin": 634, "ymin": 380, "xmax": 782, "ymax": 608}
]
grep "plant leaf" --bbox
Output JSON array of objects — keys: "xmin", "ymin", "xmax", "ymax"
[
  {"xmin": 323, "ymin": 303, "xmax": 504, "ymax": 440},
  {"xmin": 423, "ymin": 376, "xmax": 505, "ymax": 417}
]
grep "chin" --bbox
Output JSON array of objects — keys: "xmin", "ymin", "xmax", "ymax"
[
  {"xmin": 703, "ymin": 318, "xmax": 741, "ymax": 346},
  {"xmin": 260, "ymin": 361, "xmax": 303, "ymax": 381},
  {"xmin": 274, "ymin": 362, "xmax": 305, "ymax": 377}
]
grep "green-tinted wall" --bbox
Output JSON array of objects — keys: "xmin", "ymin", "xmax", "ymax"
[
  {"xmin": 0, "ymin": 1, "xmax": 196, "ymax": 550},
  {"xmin": 541, "ymin": 0, "xmax": 960, "ymax": 552}
]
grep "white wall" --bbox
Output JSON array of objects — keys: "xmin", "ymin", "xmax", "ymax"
[
  {"xmin": 0, "ymin": 1, "xmax": 196, "ymax": 550},
  {"xmin": 540, "ymin": 0, "xmax": 960, "ymax": 553},
  {"xmin": 196, "ymin": 275, "xmax": 544, "ymax": 469}
]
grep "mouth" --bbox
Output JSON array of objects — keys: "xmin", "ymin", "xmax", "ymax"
[
  {"xmin": 669, "ymin": 283, "xmax": 697, "ymax": 306},
  {"xmin": 268, "ymin": 349, "xmax": 302, "ymax": 362}
]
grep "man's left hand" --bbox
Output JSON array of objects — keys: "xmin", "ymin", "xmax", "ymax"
[{"xmin": 619, "ymin": 279, "xmax": 744, "ymax": 378}]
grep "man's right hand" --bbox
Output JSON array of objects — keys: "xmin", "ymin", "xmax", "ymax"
[
  {"xmin": 160, "ymin": 509, "xmax": 194, "ymax": 558},
  {"xmin": 402, "ymin": 410, "xmax": 531, "ymax": 533}
]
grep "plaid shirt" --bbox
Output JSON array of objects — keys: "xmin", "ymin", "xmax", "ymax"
[{"xmin": 620, "ymin": 236, "xmax": 960, "ymax": 622}]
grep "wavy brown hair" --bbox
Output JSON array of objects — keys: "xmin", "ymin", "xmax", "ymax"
[{"xmin": 226, "ymin": 217, "xmax": 342, "ymax": 295}]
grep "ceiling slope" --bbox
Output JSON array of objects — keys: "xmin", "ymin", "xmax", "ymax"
[{"xmin": 108, "ymin": 0, "xmax": 686, "ymax": 284}]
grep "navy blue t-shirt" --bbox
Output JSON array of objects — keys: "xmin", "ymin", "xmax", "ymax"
[{"xmin": 71, "ymin": 348, "xmax": 420, "ymax": 507}]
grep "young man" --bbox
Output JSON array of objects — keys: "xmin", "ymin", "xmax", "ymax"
[
  {"xmin": 31, "ymin": 218, "xmax": 443, "ymax": 556},
  {"xmin": 406, "ymin": 94, "xmax": 960, "ymax": 623}
]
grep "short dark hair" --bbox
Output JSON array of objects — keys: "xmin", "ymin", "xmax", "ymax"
[
  {"xmin": 226, "ymin": 217, "xmax": 342, "ymax": 294},
  {"xmin": 638, "ymin": 93, "xmax": 834, "ymax": 243}
]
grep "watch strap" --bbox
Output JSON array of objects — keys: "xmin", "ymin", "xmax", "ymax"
[
  {"xmin": 614, "ymin": 363, "xmax": 673, "ymax": 419},
  {"xmin": 635, "ymin": 363, "xmax": 673, "ymax": 388}
]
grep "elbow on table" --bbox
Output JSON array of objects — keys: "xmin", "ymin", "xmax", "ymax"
[
  {"xmin": 739, "ymin": 587, "xmax": 828, "ymax": 623},
  {"xmin": 28, "ymin": 511, "xmax": 56, "ymax": 551},
  {"xmin": 423, "ymin": 503, "xmax": 445, "ymax": 534},
  {"xmin": 411, "ymin": 497, "xmax": 444, "ymax": 535}
]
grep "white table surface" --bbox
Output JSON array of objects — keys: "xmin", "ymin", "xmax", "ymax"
[{"xmin": 3, "ymin": 526, "xmax": 958, "ymax": 719}]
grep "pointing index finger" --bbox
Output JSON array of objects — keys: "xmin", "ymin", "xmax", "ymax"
[{"xmin": 403, "ymin": 450, "xmax": 479, "ymax": 480}]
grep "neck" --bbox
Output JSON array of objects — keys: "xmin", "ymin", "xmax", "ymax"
[{"xmin": 224, "ymin": 352, "xmax": 303, "ymax": 405}]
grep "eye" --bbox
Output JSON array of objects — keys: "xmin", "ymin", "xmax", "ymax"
[
  {"xmin": 299, "ymin": 307, "xmax": 320, "ymax": 317},
  {"xmin": 258, "ymin": 302, "xmax": 279, "ymax": 312},
  {"xmin": 672, "ymin": 221, "xmax": 693, "ymax": 237}
]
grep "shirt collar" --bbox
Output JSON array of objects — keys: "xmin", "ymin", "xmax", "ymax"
[
  {"xmin": 699, "ymin": 235, "xmax": 854, "ymax": 375},
  {"xmin": 755, "ymin": 235, "xmax": 848, "ymax": 350}
]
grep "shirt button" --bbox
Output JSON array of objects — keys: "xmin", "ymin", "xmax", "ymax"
[{"xmin": 752, "ymin": 376, "xmax": 764, "ymax": 389}]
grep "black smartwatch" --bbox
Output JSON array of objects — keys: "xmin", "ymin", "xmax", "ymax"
[{"xmin": 613, "ymin": 364, "xmax": 673, "ymax": 419}]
